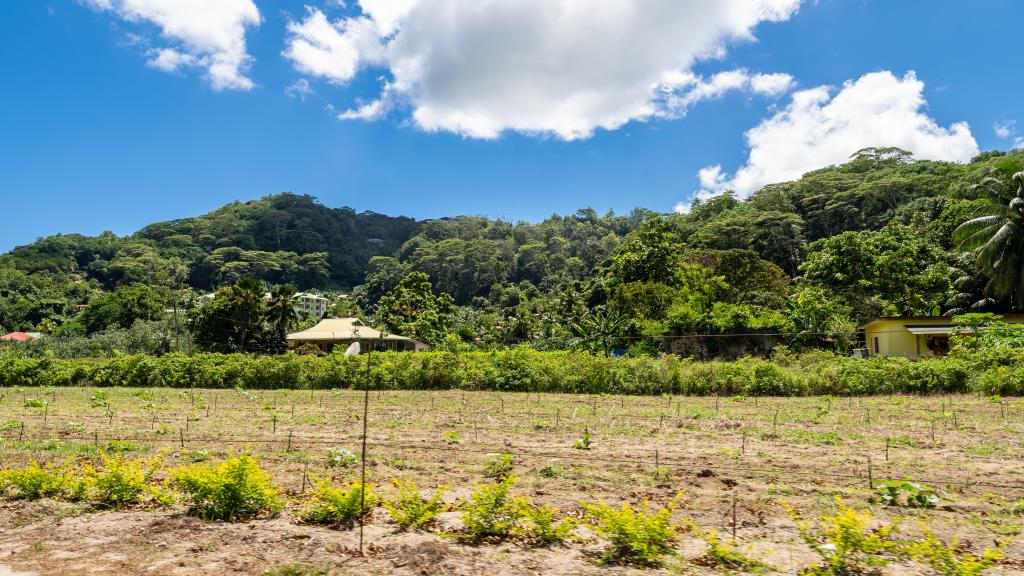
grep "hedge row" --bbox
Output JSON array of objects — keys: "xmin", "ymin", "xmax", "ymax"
[{"xmin": 1, "ymin": 347, "xmax": 1022, "ymax": 396}]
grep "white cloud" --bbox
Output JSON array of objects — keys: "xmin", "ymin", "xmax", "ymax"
[
  {"xmin": 682, "ymin": 71, "xmax": 979, "ymax": 209},
  {"xmin": 338, "ymin": 98, "xmax": 385, "ymax": 120},
  {"xmin": 285, "ymin": 78, "xmax": 315, "ymax": 100},
  {"xmin": 658, "ymin": 69, "xmax": 794, "ymax": 117},
  {"xmin": 994, "ymin": 121, "xmax": 1015, "ymax": 139},
  {"xmin": 82, "ymin": 0, "xmax": 261, "ymax": 91},
  {"xmin": 283, "ymin": 7, "xmax": 386, "ymax": 85},
  {"xmin": 284, "ymin": 0, "xmax": 803, "ymax": 139}
]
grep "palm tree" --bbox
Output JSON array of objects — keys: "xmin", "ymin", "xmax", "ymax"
[
  {"xmin": 228, "ymin": 278, "xmax": 264, "ymax": 352},
  {"xmin": 266, "ymin": 284, "xmax": 300, "ymax": 342},
  {"xmin": 954, "ymin": 171, "xmax": 1024, "ymax": 309}
]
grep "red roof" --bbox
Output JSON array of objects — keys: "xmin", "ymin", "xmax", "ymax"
[{"xmin": 1, "ymin": 332, "xmax": 33, "ymax": 342}]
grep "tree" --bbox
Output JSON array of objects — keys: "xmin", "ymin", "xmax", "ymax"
[
  {"xmin": 954, "ymin": 171, "xmax": 1024, "ymax": 309},
  {"xmin": 570, "ymin": 307, "xmax": 628, "ymax": 357},
  {"xmin": 78, "ymin": 285, "xmax": 165, "ymax": 334},
  {"xmin": 227, "ymin": 278, "xmax": 264, "ymax": 352},
  {"xmin": 800, "ymin": 223, "xmax": 951, "ymax": 317},
  {"xmin": 187, "ymin": 281, "xmax": 283, "ymax": 354},
  {"xmin": 375, "ymin": 272, "xmax": 455, "ymax": 345},
  {"xmin": 610, "ymin": 217, "xmax": 684, "ymax": 285},
  {"xmin": 265, "ymin": 284, "xmax": 299, "ymax": 342}
]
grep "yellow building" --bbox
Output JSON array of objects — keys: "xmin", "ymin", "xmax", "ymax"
[{"xmin": 860, "ymin": 315, "xmax": 1024, "ymax": 359}]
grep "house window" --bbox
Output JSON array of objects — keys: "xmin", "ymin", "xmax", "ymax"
[{"xmin": 873, "ymin": 337, "xmax": 879, "ymax": 355}]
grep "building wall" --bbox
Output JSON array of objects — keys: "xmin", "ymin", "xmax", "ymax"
[{"xmin": 864, "ymin": 319, "xmax": 956, "ymax": 360}]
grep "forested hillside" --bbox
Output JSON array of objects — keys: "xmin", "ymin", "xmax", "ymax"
[{"xmin": 2, "ymin": 147, "xmax": 1023, "ymax": 356}]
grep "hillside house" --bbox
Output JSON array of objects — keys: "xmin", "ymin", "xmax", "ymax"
[
  {"xmin": 286, "ymin": 318, "xmax": 427, "ymax": 353},
  {"xmin": 860, "ymin": 315, "xmax": 1024, "ymax": 360}
]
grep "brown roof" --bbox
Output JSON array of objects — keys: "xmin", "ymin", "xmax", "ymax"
[{"xmin": 286, "ymin": 318, "xmax": 418, "ymax": 343}]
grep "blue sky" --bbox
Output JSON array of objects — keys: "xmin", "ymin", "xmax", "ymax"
[{"xmin": 0, "ymin": 0, "xmax": 1020, "ymax": 252}]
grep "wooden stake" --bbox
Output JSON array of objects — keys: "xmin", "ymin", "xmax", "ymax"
[{"xmin": 731, "ymin": 492, "xmax": 738, "ymax": 539}]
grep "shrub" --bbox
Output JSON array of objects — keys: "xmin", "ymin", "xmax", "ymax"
[
  {"xmin": 907, "ymin": 524, "xmax": 1005, "ymax": 576},
  {"xmin": 460, "ymin": 476, "xmax": 526, "ymax": 540},
  {"xmin": 520, "ymin": 501, "xmax": 576, "ymax": 545},
  {"xmin": 786, "ymin": 498, "xmax": 904, "ymax": 575},
  {"xmin": 91, "ymin": 453, "xmax": 169, "ymax": 507},
  {"xmin": 582, "ymin": 492, "xmax": 683, "ymax": 566},
  {"xmin": 383, "ymin": 480, "xmax": 447, "ymax": 530},
  {"xmin": 300, "ymin": 477, "xmax": 378, "ymax": 527},
  {"xmin": 0, "ymin": 459, "xmax": 75, "ymax": 500},
  {"xmin": 171, "ymin": 455, "xmax": 283, "ymax": 521}
]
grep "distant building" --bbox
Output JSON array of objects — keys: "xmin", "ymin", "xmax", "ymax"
[
  {"xmin": 197, "ymin": 290, "xmax": 328, "ymax": 319},
  {"xmin": 1, "ymin": 332, "xmax": 41, "ymax": 342},
  {"xmin": 294, "ymin": 292, "xmax": 328, "ymax": 319},
  {"xmin": 860, "ymin": 315, "xmax": 1024, "ymax": 360},
  {"xmin": 287, "ymin": 318, "xmax": 427, "ymax": 353}
]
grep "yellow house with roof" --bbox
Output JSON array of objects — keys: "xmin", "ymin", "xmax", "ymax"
[{"xmin": 859, "ymin": 315, "xmax": 1024, "ymax": 359}]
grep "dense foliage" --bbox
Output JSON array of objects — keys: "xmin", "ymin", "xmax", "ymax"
[
  {"xmin": 3, "ymin": 147, "xmax": 1024, "ymax": 358},
  {"xmin": 2, "ymin": 343, "xmax": 1022, "ymax": 395}
]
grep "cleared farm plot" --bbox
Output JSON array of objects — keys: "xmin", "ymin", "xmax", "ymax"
[{"xmin": 1, "ymin": 387, "xmax": 1022, "ymax": 575}]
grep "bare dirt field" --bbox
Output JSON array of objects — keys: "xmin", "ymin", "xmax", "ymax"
[{"xmin": 0, "ymin": 387, "xmax": 1022, "ymax": 575}]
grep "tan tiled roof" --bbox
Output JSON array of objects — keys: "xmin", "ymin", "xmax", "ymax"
[{"xmin": 286, "ymin": 318, "xmax": 413, "ymax": 342}]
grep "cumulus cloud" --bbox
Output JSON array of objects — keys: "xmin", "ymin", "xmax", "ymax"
[
  {"xmin": 679, "ymin": 71, "xmax": 979, "ymax": 211},
  {"xmin": 285, "ymin": 78, "xmax": 315, "ymax": 100},
  {"xmin": 994, "ymin": 121, "xmax": 1015, "ymax": 139},
  {"xmin": 82, "ymin": 0, "xmax": 261, "ymax": 91},
  {"xmin": 658, "ymin": 69, "xmax": 794, "ymax": 117},
  {"xmin": 284, "ymin": 0, "xmax": 803, "ymax": 139}
]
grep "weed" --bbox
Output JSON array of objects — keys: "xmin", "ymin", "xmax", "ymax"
[
  {"xmin": 0, "ymin": 460, "xmax": 75, "ymax": 500},
  {"xmin": 325, "ymin": 447, "xmax": 357, "ymax": 469},
  {"xmin": 460, "ymin": 476, "xmax": 526, "ymax": 540},
  {"xmin": 91, "ymin": 453, "xmax": 169, "ymax": 508},
  {"xmin": 572, "ymin": 432, "xmax": 592, "ymax": 450},
  {"xmin": 261, "ymin": 564, "xmax": 331, "ymax": 576},
  {"xmin": 582, "ymin": 492, "xmax": 684, "ymax": 566},
  {"xmin": 520, "ymin": 501, "xmax": 576, "ymax": 545},
  {"xmin": 786, "ymin": 497, "xmax": 904, "ymax": 575},
  {"xmin": 874, "ymin": 480, "xmax": 940, "ymax": 508},
  {"xmin": 300, "ymin": 476, "xmax": 378, "ymax": 527},
  {"xmin": 89, "ymin": 391, "xmax": 108, "ymax": 408},
  {"xmin": 188, "ymin": 449, "xmax": 212, "ymax": 462},
  {"xmin": 441, "ymin": 431, "xmax": 461, "ymax": 444},
  {"xmin": 171, "ymin": 455, "xmax": 283, "ymax": 521},
  {"xmin": 686, "ymin": 520, "xmax": 768, "ymax": 573},
  {"xmin": 383, "ymin": 479, "xmax": 446, "ymax": 531},
  {"xmin": 907, "ymin": 524, "xmax": 1005, "ymax": 576},
  {"xmin": 483, "ymin": 452, "xmax": 514, "ymax": 480}
]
